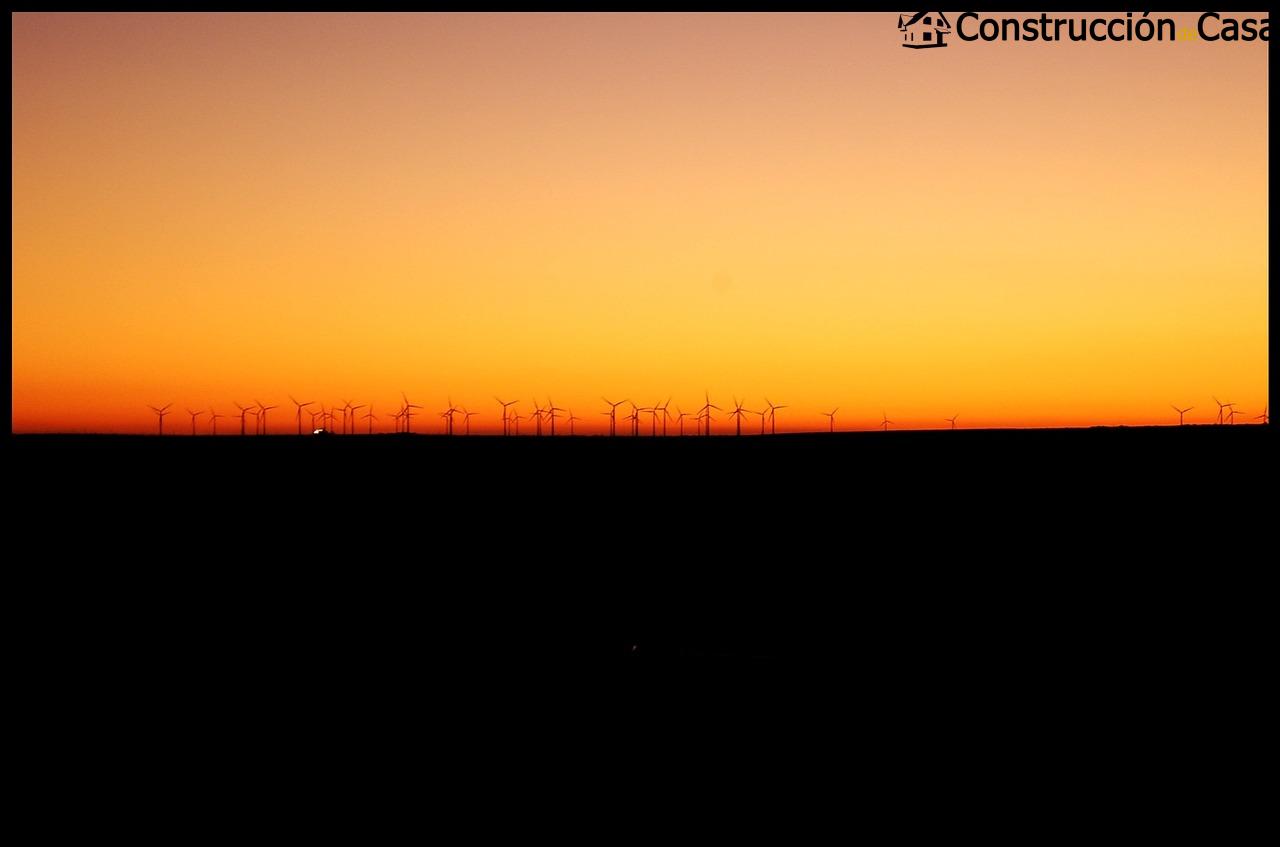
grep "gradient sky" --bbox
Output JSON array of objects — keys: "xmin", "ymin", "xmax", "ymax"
[{"xmin": 12, "ymin": 12, "xmax": 1269, "ymax": 433}]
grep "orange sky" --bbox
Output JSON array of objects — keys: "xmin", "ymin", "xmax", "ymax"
[{"xmin": 12, "ymin": 12, "xmax": 1269, "ymax": 433}]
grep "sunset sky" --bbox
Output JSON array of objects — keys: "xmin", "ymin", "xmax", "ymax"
[{"xmin": 12, "ymin": 12, "xmax": 1269, "ymax": 433}]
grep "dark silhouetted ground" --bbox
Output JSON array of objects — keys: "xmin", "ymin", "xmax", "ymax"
[{"xmin": 8, "ymin": 425, "xmax": 1270, "ymax": 663}]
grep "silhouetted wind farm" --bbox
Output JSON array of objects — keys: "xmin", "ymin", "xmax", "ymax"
[{"xmin": 112, "ymin": 391, "xmax": 1274, "ymax": 438}]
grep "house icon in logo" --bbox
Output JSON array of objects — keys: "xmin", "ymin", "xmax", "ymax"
[{"xmin": 898, "ymin": 11, "xmax": 951, "ymax": 49}]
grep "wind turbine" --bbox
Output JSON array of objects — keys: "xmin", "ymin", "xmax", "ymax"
[
  {"xmin": 309, "ymin": 408, "xmax": 324, "ymax": 432},
  {"xmin": 148, "ymin": 403, "xmax": 172, "ymax": 436},
  {"xmin": 208, "ymin": 408, "xmax": 224, "ymax": 435},
  {"xmin": 255, "ymin": 401, "xmax": 277, "ymax": 435},
  {"xmin": 496, "ymin": 397, "xmax": 519, "ymax": 436},
  {"xmin": 1226, "ymin": 406, "xmax": 1241, "ymax": 425},
  {"xmin": 439, "ymin": 398, "xmax": 461, "ymax": 435},
  {"xmin": 229, "ymin": 404, "xmax": 245, "ymax": 437},
  {"xmin": 880, "ymin": 411, "xmax": 894, "ymax": 432},
  {"xmin": 602, "ymin": 398, "xmax": 628, "ymax": 436},
  {"xmin": 728, "ymin": 397, "xmax": 748, "ymax": 436},
  {"xmin": 363, "ymin": 404, "xmax": 378, "ymax": 435},
  {"xmin": 753, "ymin": 408, "xmax": 767, "ymax": 435},
  {"xmin": 675, "ymin": 407, "xmax": 690, "ymax": 436},
  {"xmin": 656, "ymin": 397, "xmax": 672, "ymax": 436},
  {"xmin": 822, "ymin": 408, "xmax": 839, "ymax": 433},
  {"xmin": 402, "ymin": 393, "xmax": 422, "ymax": 433},
  {"xmin": 511, "ymin": 412, "xmax": 524, "ymax": 436},
  {"xmin": 765, "ymin": 399, "xmax": 787, "ymax": 435},
  {"xmin": 1213, "ymin": 396, "xmax": 1233, "ymax": 426},
  {"xmin": 289, "ymin": 395, "xmax": 315, "ymax": 435},
  {"xmin": 460, "ymin": 407, "xmax": 477, "ymax": 435},
  {"xmin": 547, "ymin": 398, "xmax": 565, "ymax": 436},
  {"xmin": 1171, "ymin": 405, "xmax": 1193, "ymax": 426},
  {"xmin": 232, "ymin": 404, "xmax": 254, "ymax": 437},
  {"xmin": 338, "ymin": 400, "xmax": 356, "ymax": 435},
  {"xmin": 349, "ymin": 403, "xmax": 366, "ymax": 433},
  {"xmin": 1255, "ymin": 405, "xmax": 1268, "ymax": 424},
  {"xmin": 530, "ymin": 401, "xmax": 544, "ymax": 436},
  {"xmin": 185, "ymin": 408, "xmax": 204, "ymax": 436},
  {"xmin": 698, "ymin": 391, "xmax": 721, "ymax": 436},
  {"xmin": 644, "ymin": 401, "xmax": 661, "ymax": 437},
  {"xmin": 567, "ymin": 411, "xmax": 582, "ymax": 435},
  {"xmin": 629, "ymin": 404, "xmax": 650, "ymax": 437},
  {"xmin": 945, "ymin": 414, "xmax": 959, "ymax": 430}
]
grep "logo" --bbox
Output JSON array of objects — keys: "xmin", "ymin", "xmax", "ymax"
[
  {"xmin": 901, "ymin": 13, "xmax": 1269, "ymax": 47},
  {"xmin": 899, "ymin": 11, "xmax": 952, "ymax": 49}
]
